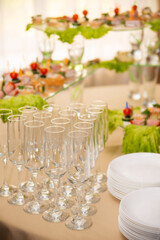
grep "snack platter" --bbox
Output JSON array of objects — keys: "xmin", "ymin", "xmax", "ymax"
[{"xmin": 26, "ymin": 5, "xmax": 160, "ymax": 43}]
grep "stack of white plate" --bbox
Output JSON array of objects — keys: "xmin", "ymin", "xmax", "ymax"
[
  {"xmin": 107, "ymin": 153, "xmax": 160, "ymax": 200},
  {"xmin": 119, "ymin": 187, "xmax": 160, "ymax": 240}
]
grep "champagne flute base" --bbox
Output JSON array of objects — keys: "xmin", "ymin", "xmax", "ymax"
[
  {"xmin": 65, "ymin": 215, "xmax": 92, "ymax": 230},
  {"xmin": 63, "ymin": 184, "xmax": 76, "ymax": 198},
  {"xmin": 24, "ymin": 200, "xmax": 49, "ymax": 214},
  {"xmin": 42, "ymin": 208, "xmax": 69, "ymax": 223},
  {"xmin": 85, "ymin": 192, "xmax": 101, "ymax": 204},
  {"xmin": 37, "ymin": 188, "xmax": 53, "ymax": 201},
  {"xmin": 50, "ymin": 197, "xmax": 74, "ymax": 210},
  {"xmin": 90, "ymin": 182, "xmax": 107, "ymax": 193},
  {"xmin": 8, "ymin": 192, "xmax": 32, "ymax": 206},
  {"xmin": 71, "ymin": 204, "xmax": 97, "ymax": 216},
  {"xmin": 0, "ymin": 184, "xmax": 16, "ymax": 197},
  {"xmin": 21, "ymin": 180, "xmax": 40, "ymax": 193}
]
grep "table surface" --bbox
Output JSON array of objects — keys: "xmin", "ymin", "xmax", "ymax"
[{"xmin": 0, "ymin": 84, "xmax": 160, "ymax": 240}]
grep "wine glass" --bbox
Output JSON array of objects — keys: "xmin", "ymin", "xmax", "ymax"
[
  {"xmin": 7, "ymin": 115, "xmax": 31, "ymax": 205},
  {"xmin": 42, "ymin": 126, "xmax": 69, "ymax": 222},
  {"xmin": 51, "ymin": 117, "xmax": 75, "ymax": 208},
  {"xmin": 72, "ymin": 122, "xmax": 97, "ymax": 216},
  {"xmin": 33, "ymin": 111, "xmax": 53, "ymax": 201},
  {"xmin": 67, "ymin": 103, "xmax": 86, "ymax": 118},
  {"xmin": 43, "ymin": 103, "xmax": 61, "ymax": 118},
  {"xmin": 0, "ymin": 109, "xmax": 16, "ymax": 197},
  {"xmin": 68, "ymin": 34, "xmax": 84, "ymax": 78},
  {"xmin": 86, "ymin": 107, "xmax": 107, "ymax": 193},
  {"xmin": 18, "ymin": 106, "xmax": 38, "ymax": 193},
  {"xmin": 65, "ymin": 130, "xmax": 92, "ymax": 230},
  {"xmin": 23, "ymin": 120, "xmax": 48, "ymax": 214},
  {"xmin": 39, "ymin": 33, "xmax": 55, "ymax": 61}
]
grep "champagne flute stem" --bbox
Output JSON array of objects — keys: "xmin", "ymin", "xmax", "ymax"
[
  {"xmin": 16, "ymin": 165, "xmax": 22, "ymax": 193},
  {"xmin": 3, "ymin": 156, "xmax": 8, "ymax": 186},
  {"xmin": 76, "ymin": 186, "xmax": 82, "ymax": 218},
  {"xmin": 53, "ymin": 179, "xmax": 59, "ymax": 211},
  {"xmin": 32, "ymin": 172, "xmax": 38, "ymax": 201}
]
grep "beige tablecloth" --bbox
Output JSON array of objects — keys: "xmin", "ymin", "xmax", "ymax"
[{"xmin": 0, "ymin": 84, "xmax": 160, "ymax": 240}]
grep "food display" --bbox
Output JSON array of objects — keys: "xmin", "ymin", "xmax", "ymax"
[
  {"xmin": 26, "ymin": 6, "xmax": 160, "ymax": 43},
  {"xmin": 0, "ymin": 59, "xmax": 76, "ymax": 99}
]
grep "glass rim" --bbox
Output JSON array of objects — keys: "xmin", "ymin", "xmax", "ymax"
[
  {"xmin": 33, "ymin": 111, "xmax": 52, "ymax": 119},
  {"xmin": 0, "ymin": 109, "xmax": 12, "ymax": 116},
  {"xmin": 24, "ymin": 120, "xmax": 44, "ymax": 128},
  {"xmin": 78, "ymin": 113, "xmax": 97, "ymax": 121},
  {"xmin": 74, "ymin": 121, "xmax": 93, "ymax": 130},
  {"xmin": 7, "ymin": 114, "xmax": 27, "ymax": 122},
  {"xmin": 59, "ymin": 109, "xmax": 77, "ymax": 117},
  {"xmin": 68, "ymin": 130, "xmax": 88, "ymax": 139},
  {"xmin": 51, "ymin": 117, "xmax": 71, "ymax": 125},
  {"xmin": 44, "ymin": 125, "xmax": 65, "ymax": 134},
  {"xmin": 18, "ymin": 105, "xmax": 37, "ymax": 113},
  {"xmin": 91, "ymin": 100, "xmax": 108, "ymax": 108},
  {"xmin": 43, "ymin": 103, "xmax": 61, "ymax": 110},
  {"xmin": 86, "ymin": 107, "xmax": 104, "ymax": 114},
  {"xmin": 68, "ymin": 102, "xmax": 85, "ymax": 109}
]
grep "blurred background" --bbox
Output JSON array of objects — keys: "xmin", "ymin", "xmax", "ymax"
[{"xmin": 0, "ymin": 0, "xmax": 159, "ymax": 85}]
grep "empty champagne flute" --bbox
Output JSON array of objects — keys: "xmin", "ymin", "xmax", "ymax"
[
  {"xmin": 18, "ymin": 106, "xmax": 38, "ymax": 193},
  {"xmin": 58, "ymin": 109, "xmax": 77, "ymax": 126},
  {"xmin": 43, "ymin": 103, "xmax": 61, "ymax": 118},
  {"xmin": 51, "ymin": 117, "xmax": 76, "ymax": 201},
  {"xmin": 67, "ymin": 103, "xmax": 86, "ymax": 118},
  {"xmin": 23, "ymin": 120, "xmax": 48, "ymax": 214},
  {"xmin": 42, "ymin": 126, "xmax": 69, "ymax": 222},
  {"xmin": 72, "ymin": 122, "xmax": 97, "ymax": 216},
  {"xmin": 33, "ymin": 110, "xmax": 53, "ymax": 200},
  {"xmin": 65, "ymin": 130, "xmax": 92, "ymax": 230},
  {"xmin": 0, "ymin": 109, "xmax": 16, "ymax": 197},
  {"xmin": 7, "ymin": 115, "xmax": 31, "ymax": 205},
  {"xmin": 86, "ymin": 107, "xmax": 107, "ymax": 193},
  {"xmin": 39, "ymin": 33, "xmax": 55, "ymax": 61}
]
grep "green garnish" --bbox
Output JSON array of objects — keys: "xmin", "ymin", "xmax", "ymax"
[
  {"xmin": 153, "ymin": 104, "xmax": 160, "ymax": 108},
  {"xmin": 142, "ymin": 109, "xmax": 150, "ymax": 118},
  {"xmin": 108, "ymin": 109, "xmax": 123, "ymax": 134},
  {"xmin": 123, "ymin": 125, "xmax": 160, "ymax": 154},
  {"xmin": 0, "ymin": 95, "xmax": 47, "ymax": 115},
  {"xmin": 148, "ymin": 19, "xmax": 160, "ymax": 31}
]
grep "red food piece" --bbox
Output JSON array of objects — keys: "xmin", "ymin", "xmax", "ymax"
[
  {"xmin": 130, "ymin": 119, "xmax": 144, "ymax": 125},
  {"xmin": 147, "ymin": 119, "xmax": 160, "ymax": 126},
  {"xmin": 114, "ymin": 8, "xmax": 119, "ymax": 16},
  {"xmin": 83, "ymin": 10, "xmax": 88, "ymax": 16},
  {"xmin": 132, "ymin": 5, "xmax": 137, "ymax": 11},
  {"xmin": 3, "ymin": 82, "xmax": 16, "ymax": 95},
  {"xmin": 8, "ymin": 89, "xmax": 19, "ymax": 96},
  {"xmin": 0, "ymin": 91, "xmax": 4, "ymax": 99},
  {"xmin": 123, "ymin": 108, "xmax": 132, "ymax": 117},
  {"xmin": 30, "ymin": 62, "xmax": 38, "ymax": 70},
  {"xmin": 72, "ymin": 14, "xmax": 78, "ymax": 21},
  {"xmin": 40, "ymin": 68, "xmax": 48, "ymax": 75},
  {"xmin": 10, "ymin": 71, "xmax": 18, "ymax": 80}
]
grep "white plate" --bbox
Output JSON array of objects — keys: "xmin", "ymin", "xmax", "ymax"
[
  {"xmin": 120, "ymin": 187, "xmax": 160, "ymax": 231},
  {"xmin": 108, "ymin": 153, "xmax": 160, "ymax": 185}
]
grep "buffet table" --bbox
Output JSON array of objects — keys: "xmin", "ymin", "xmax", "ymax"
[{"xmin": 0, "ymin": 84, "xmax": 160, "ymax": 240}]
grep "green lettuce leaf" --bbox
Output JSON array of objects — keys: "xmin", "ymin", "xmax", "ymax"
[
  {"xmin": 148, "ymin": 19, "xmax": 160, "ymax": 31},
  {"xmin": 123, "ymin": 125, "xmax": 160, "ymax": 154},
  {"xmin": 108, "ymin": 109, "xmax": 123, "ymax": 134},
  {"xmin": 79, "ymin": 25, "xmax": 112, "ymax": 39},
  {"xmin": 90, "ymin": 58, "xmax": 132, "ymax": 73},
  {"xmin": 0, "ymin": 95, "xmax": 47, "ymax": 116}
]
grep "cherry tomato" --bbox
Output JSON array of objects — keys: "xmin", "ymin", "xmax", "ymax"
[
  {"xmin": 83, "ymin": 10, "xmax": 88, "ymax": 16},
  {"xmin": 30, "ymin": 62, "xmax": 38, "ymax": 70},
  {"xmin": 132, "ymin": 5, "xmax": 137, "ymax": 11},
  {"xmin": 114, "ymin": 8, "xmax": 119, "ymax": 16},
  {"xmin": 72, "ymin": 14, "xmax": 79, "ymax": 21},
  {"xmin": 7, "ymin": 82, "xmax": 16, "ymax": 90},
  {"xmin": 10, "ymin": 71, "xmax": 18, "ymax": 80},
  {"xmin": 123, "ymin": 108, "xmax": 132, "ymax": 117},
  {"xmin": 40, "ymin": 68, "xmax": 48, "ymax": 75}
]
